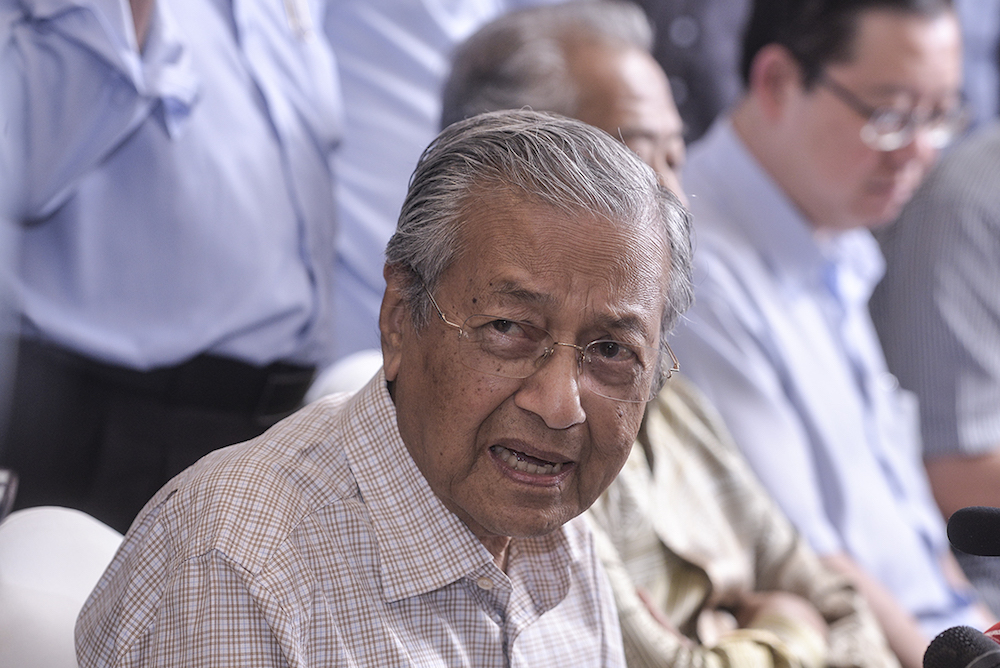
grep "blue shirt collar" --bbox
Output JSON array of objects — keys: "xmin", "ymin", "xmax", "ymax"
[{"xmin": 697, "ymin": 119, "xmax": 885, "ymax": 305}]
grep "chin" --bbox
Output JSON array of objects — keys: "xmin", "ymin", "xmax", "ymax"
[
  {"xmin": 856, "ymin": 195, "xmax": 909, "ymax": 229},
  {"xmin": 493, "ymin": 506, "xmax": 579, "ymax": 539}
]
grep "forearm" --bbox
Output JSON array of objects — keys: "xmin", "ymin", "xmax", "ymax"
[
  {"xmin": 589, "ymin": 513, "xmax": 810, "ymax": 668},
  {"xmin": 821, "ymin": 552, "xmax": 927, "ymax": 668},
  {"xmin": 7, "ymin": 0, "xmax": 167, "ymax": 218},
  {"xmin": 926, "ymin": 448, "xmax": 1000, "ymax": 518}
]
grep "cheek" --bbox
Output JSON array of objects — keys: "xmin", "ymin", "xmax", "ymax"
[
  {"xmin": 800, "ymin": 111, "xmax": 873, "ymax": 184},
  {"xmin": 581, "ymin": 402, "xmax": 644, "ymax": 489},
  {"xmin": 401, "ymin": 338, "xmax": 497, "ymax": 450}
]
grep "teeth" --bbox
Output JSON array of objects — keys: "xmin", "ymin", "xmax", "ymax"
[{"xmin": 493, "ymin": 445, "xmax": 564, "ymax": 475}]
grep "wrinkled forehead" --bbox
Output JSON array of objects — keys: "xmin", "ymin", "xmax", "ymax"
[
  {"xmin": 457, "ymin": 185, "xmax": 665, "ymax": 257},
  {"xmin": 448, "ymin": 189, "xmax": 670, "ymax": 309}
]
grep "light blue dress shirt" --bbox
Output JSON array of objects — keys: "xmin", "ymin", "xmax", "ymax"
[
  {"xmin": 673, "ymin": 119, "xmax": 982, "ymax": 637},
  {"xmin": 4, "ymin": 0, "xmax": 342, "ymax": 369},
  {"xmin": 324, "ymin": 0, "xmax": 561, "ymax": 362}
]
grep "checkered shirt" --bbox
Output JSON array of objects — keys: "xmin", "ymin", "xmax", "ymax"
[{"xmin": 76, "ymin": 370, "xmax": 625, "ymax": 667}]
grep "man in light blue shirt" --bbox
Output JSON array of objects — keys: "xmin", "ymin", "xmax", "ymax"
[
  {"xmin": 325, "ymin": 0, "xmax": 562, "ymax": 362},
  {"xmin": 671, "ymin": 1, "xmax": 990, "ymax": 666},
  {"xmin": 1, "ymin": 0, "xmax": 342, "ymax": 531}
]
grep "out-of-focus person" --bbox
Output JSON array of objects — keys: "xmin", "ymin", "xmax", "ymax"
[
  {"xmin": 441, "ymin": 0, "xmax": 685, "ymax": 203},
  {"xmin": 871, "ymin": 119, "xmax": 1000, "ymax": 616},
  {"xmin": 0, "ymin": 0, "xmax": 342, "ymax": 532},
  {"xmin": 668, "ymin": 1, "xmax": 991, "ymax": 666}
]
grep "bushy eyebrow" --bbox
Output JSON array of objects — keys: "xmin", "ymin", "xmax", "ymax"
[
  {"xmin": 490, "ymin": 281, "xmax": 654, "ymax": 343},
  {"xmin": 491, "ymin": 281, "xmax": 554, "ymax": 308},
  {"xmin": 591, "ymin": 313, "xmax": 650, "ymax": 341}
]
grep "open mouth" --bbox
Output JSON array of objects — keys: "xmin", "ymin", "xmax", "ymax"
[{"xmin": 491, "ymin": 445, "xmax": 566, "ymax": 475}]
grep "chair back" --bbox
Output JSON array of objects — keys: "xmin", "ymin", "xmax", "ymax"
[{"xmin": 0, "ymin": 507, "xmax": 123, "ymax": 668}]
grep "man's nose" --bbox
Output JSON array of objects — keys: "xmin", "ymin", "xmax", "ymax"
[{"xmin": 513, "ymin": 345, "xmax": 587, "ymax": 430}]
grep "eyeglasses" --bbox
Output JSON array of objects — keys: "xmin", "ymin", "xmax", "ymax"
[
  {"xmin": 424, "ymin": 288, "xmax": 678, "ymax": 404},
  {"xmin": 818, "ymin": 76, "xmax": 967, "ymax": 152}
]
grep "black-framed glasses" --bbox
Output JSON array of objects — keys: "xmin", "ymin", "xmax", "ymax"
[
  {"xmin": 819, "ymin": 75, "xmax": 967, "ymax": 152},
  {"xmin": 424, "ymin": 288, "xmax": 677, "ymax": 404}
]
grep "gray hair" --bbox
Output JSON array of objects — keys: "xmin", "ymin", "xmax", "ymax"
[
  {"xmin": 440, "ymin": 0, "xmax": 654, "ymax": 129},
  {"xmin": 384, "ymin": 109, "xmax": 693, "ymax": 391}
]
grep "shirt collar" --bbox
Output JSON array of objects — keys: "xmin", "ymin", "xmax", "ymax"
[
  {"xmin": 341, "ymin": 370, "xmax": 493, "ymax": 602},
  {"xmin": 696, "ymin": 119, "xmax": 885, "ymax": 301}
]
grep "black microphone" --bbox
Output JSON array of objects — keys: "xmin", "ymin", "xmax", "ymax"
[
  {"xmin": 948, "ymin": 507, "xmax": 1000, "ymax": 557},
  {"xmin": 925, "ymin": 626, "xmax": 1000, "ymax": 668}
]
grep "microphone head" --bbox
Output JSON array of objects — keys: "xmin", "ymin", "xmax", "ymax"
[
  {"xmin": 925, "ymin": 626, "xmax": 1000, "ymax": 668},
  {"xmin": 948, "ymin": 507, "xmax": 1000, "ymax": 557}
]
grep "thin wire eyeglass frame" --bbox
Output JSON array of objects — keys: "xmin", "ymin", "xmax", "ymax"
[
  {"xmin": 423, "ymin": 287, "xmax": 679, "ymax": 404},
  {"xmin": 818, "ymin": 75, "xmax": 967, "ymax": 152}
]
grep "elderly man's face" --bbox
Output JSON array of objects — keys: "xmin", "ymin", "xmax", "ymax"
[
  {"xmin": 776, "ymin": 8, "xmax": 962, "ymax": 230},
  {"xmin": 381, "ymin": 194, "xmax": 668, "ymax": 552}
]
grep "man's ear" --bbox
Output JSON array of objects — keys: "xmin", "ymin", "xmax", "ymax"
[
  {"xmin": 748, "ymin": 43, "xmax": 803, "ymax": 121},
  {"xmin": 379, "ymin": 263, "xmax": 410, "ymax": 382}
]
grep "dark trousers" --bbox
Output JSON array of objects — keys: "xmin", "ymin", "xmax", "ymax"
[{"xmin": 0, "ymin": 339, "xmax": 314, "ymax": 533}]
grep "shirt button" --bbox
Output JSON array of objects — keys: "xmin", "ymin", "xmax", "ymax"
[
  {"xmin": 476, "ymin": 577, "xmax": 494, "ymax": 590},
  {"xmin": 878, "ymin": 372, "xmax": 901, "ymax": 392}
]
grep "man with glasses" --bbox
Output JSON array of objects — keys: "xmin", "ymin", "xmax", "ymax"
[
  {"xmin": 669, "ymin": 1, "xmax": 990, "ymax": 666},
  {"xmin": 76, "ymin": 109, "xmax": 694, "ymax": 666}
]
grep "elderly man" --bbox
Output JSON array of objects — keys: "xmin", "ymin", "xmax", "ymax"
[
  {"xmin": 668, "ymin": 1, "xmax": 990, "ymax": 666},
  {"xmin": 441, "ymin": 0, "xmax": 685, "ymax": 203},
  {"xmin": 75, "ymin": 109, "xmax": 693, "ymax": 666},
  {"xmin": 440, "ymin": 4, "xmax": 897, "ymax": 668}
]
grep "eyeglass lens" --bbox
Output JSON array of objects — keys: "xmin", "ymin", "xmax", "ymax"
[{"xmin": 457, "ymin": 315, "xmax": 656, "ymax": 403}]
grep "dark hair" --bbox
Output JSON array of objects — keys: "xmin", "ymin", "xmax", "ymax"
[{"xmin": 740, "ymin": 0, "xmax": 954, "ymax": 88}]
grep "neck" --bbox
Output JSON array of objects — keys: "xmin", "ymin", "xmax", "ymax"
[
  {"xmin": 730, "ymin": 100, "xmax": 825, "ymax": 231},
  {"xmin": 731, "ymin": 99, "xmax": 778, "ymax": 183},
  {"xmin": 480, "ymin": 536, "xmax": 512, "ymax": 572}
]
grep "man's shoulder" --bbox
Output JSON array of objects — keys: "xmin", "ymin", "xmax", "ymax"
[{"xmin": 136, "ymin": 393, "xmax": 369, "ymax": 573}]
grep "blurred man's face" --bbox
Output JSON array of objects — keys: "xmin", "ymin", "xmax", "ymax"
[
  {"xmin": 570, "ymin": 44, "xmax": 688, "ymax": 205},
  {"xmin": 776, "ymin": 9, "xmax": 962, "ymax": 231}
]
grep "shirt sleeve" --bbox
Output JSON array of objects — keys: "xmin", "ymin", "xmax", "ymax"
[
  {"xmin": 669, "ymin": 257, "xmax": 844, "ymax": 557},
  {"xmin": 670, "ymin": 380, "xmax": 900, "ymax": 668},
  {"xmin": 2, "ymin": 0, "xmax": 198, "ymax": 219},
  {"xmin": 750, "ymin": 506, "xmax": 899, "ymax": 668},
  {"xmin": 587, "ymin": 512, "xmax": 816, "ymax": 668},
  {"xmin": 872, "ymin": 137, "xmax": 1000, "ymax": 458},
  {"xmin": 76, "ymin": 506, "xmax": 291, "ymax": 667}
]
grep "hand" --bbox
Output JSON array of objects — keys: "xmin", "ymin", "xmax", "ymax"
[
  {"xmin": 734, "ymin": 590, "xmax": 828, "ymax": 640},
  {"xmin": 636, "ymin": 587, "xmax": 695, "ymax": 648}
]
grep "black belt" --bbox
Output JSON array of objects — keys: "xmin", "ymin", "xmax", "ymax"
[{"xmin": 20, "ymin": 339, "xmax": 316, "ymax": 421}]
